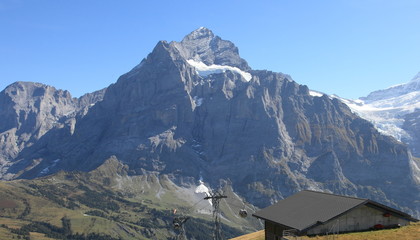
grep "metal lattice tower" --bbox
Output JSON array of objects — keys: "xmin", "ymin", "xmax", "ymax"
[{"xmin": 204, "ymin": 191, "xmax": 227, "ymax": 240}]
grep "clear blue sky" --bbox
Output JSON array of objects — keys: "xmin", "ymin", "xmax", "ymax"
[{"xmin": 1, "ymin": 0, "xmax": 419, "ymax": 99}]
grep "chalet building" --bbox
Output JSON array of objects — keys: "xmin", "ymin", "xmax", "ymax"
[{"xmin": 253, "ymin": 190, "xmax": 418, "ymax": 240}]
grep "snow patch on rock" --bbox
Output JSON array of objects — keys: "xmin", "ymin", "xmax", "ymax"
[
  {"xmin": 187, "ymin": 59, "xmax": 252, "ymax": 82},
  {"xmin": 39, "ymin": 159, "xmax": 61, "ymax": 176},
  {"xmin": 195, "ymin": 180, "xmax": 212, "ymax": 205},
  {"xmin": 193, "ymin": 96, "xmax": 204, "ymax": 107},
  {"xmin": 309, "ymin": 90, "xmax": 324, "ymax": 97}
]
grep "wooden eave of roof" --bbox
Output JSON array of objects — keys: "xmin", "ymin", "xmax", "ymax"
[{"xmin": 250, "ymin": 214, "xmax": 296, "ymax": 230}]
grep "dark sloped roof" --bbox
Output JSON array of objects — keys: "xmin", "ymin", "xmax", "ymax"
[{"xmin": 252, "ymin": 190, "xmax": 417, "ymax": 231}]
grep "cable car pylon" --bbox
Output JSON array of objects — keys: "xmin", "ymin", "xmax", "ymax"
[{"xmin": 204, "ymin": 190, "xmax": 227, "ymax": 240}]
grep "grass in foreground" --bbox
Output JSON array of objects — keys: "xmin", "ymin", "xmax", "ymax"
[
  {"xmin": 230, "ymin": 230, "xmax": 264, "ymax": 240},
  {"xmin": 230, "ymin": 222, "xmax": 420, "ymax": 240}
]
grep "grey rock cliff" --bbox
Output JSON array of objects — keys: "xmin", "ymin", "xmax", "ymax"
[
  {"xmin": 0, "ymin": 82, "xmax": 75, "ymax": 174},
  {"xmin": 0, "ymin": 82, "xmax": 105, "ymax": 178}
]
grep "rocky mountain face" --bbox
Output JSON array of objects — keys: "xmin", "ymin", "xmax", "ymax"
[
  {"xmin": 0, "ymin": 28, "xmax": 419, "ymax": 219},
  {"xmin": 0, "ymin": 82, "xmax": 105, "ymax": 179}
]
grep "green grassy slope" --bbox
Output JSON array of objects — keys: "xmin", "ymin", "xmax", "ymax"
[{"xmin": 0, "ymin": 158, "xmax": 259, "ymax": 239}]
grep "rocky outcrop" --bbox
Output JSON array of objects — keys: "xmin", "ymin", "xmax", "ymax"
[
  {"xmin": 77, "ymin": 88, "xmax": 107, "ymax": 112},
  {"xmin": 0, "ymin": 82, "xmax": 105, "ymax": 179},
  {"xmin": 1, "ymin": 28, "xmax": 418, "ymax": 217},
  {"xmin": 0, "ymin": 82, "xmax": 74, "ymax": 163},
  {"xmin": 173, "ymin": 27, "xmax": 250, "ymax": 71}
]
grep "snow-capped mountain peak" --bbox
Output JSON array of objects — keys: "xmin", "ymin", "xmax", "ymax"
[
  {"xmin": 172, "ymin": 27, "xmax": 251, "ymax": 71},
  {"xmin": 405, "ymin": 71, "xmax": 420, "ymax": 90},
  {"xmin": 182, "ymin": 27, "xmax": 214, "ymax": 41},
  {"xmin": 409, "ymin": 71, "xmax": 420, "ymax": 82},
  {"xmin": 362, "ymin": 72, "xmax": 420, "ymax": 103}
]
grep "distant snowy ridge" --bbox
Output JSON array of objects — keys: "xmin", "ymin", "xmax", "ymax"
[
  {"xmin": 336, "ymin": 97, "xmax": 412, "ymax": 141},
  {"xmin": 330, "ymin": 72, "xmax": 420, "ymax": 141},
  {"xmin": 187, "ymin": 59, "xmax": 252, "ymax": 82},
  {"xmin": 362, "ymin": 72, "xmax": 420, "ymax": 103}
]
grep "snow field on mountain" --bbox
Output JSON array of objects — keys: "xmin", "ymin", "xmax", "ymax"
[
  {"xmin": 187, "ymin": 59, "xmax": 252, "ymax": 82},
  {"xmin": 329, "ymin": 73, "xmax": 420, "ymax": 142}
]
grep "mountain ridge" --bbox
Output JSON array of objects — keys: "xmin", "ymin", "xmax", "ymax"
[
  {"xmin": 362, "ymin": 72, "xmax": 420, "ymax": 103},
  {"xmin": 0, "ymin": 81, "xmax": 106, "ymax": 179},
  {"xmin": 0, "ymin": 27, "xmax": 419, "ymax": 223}
]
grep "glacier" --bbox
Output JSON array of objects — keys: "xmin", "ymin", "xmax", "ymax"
[{"xmin": 331, "ymin": 72, "xmax": 420, "ymax": 142}]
